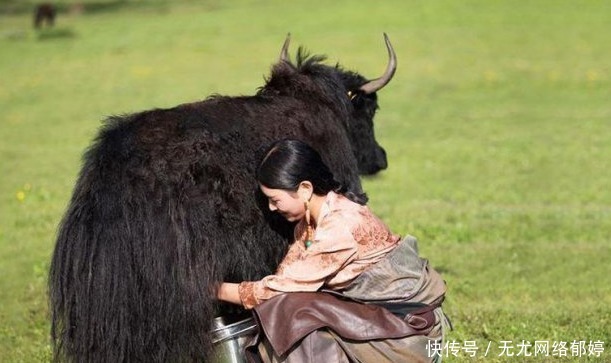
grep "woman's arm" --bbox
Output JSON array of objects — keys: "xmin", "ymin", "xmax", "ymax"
[
  {"xmin": 216, "ymin": 282, "xmax": 242, "ymax": 305},
  {"xmin": 219, "ymin": 210, "xmax": 360, "ymax": 309}
]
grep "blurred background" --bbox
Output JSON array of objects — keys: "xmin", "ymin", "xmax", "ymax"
[{"xmin": 1, "ymin": 0, "xmax": 609, "ymax": 361}]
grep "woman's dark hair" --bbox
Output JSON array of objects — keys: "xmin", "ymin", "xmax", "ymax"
[{"xmin": 257, "ymin": 139, "xmax": 367, "ymax": 205}]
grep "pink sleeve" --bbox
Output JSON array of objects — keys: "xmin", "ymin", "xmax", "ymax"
[{"xmin": 238, "ymin": 212, "xmax": 357, "ymax": 309}]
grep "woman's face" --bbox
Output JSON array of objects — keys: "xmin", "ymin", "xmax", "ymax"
[{"xmin": 259, "ymin": 185, "xmax": 306, "ymax": 222}]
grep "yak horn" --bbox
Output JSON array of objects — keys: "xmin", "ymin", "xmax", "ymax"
[
  {"xmin": 279, "ymin": 33, "xmax": 291, "ymax": 62},
  {"xmin": 359, "ymin": 33, "xmax": 397, "ymax": 94}
]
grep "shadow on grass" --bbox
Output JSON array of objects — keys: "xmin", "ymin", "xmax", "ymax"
[
  {"xmin": 69, "ymin": 0, "xmax": 171, "ymax": 15},
  {"xmin": 36, "ymin": 27, "xmax": 76, "ymax": 40}
]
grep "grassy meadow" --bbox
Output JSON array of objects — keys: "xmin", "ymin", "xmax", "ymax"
[{"xmin": 1, "ymin": 0, "xmax": 609, "ymax": 361}]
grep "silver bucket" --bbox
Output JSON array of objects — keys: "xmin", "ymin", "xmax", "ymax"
[{"xmin": 210, "ymin": 314, "xmax": 258, "ymax": 363}]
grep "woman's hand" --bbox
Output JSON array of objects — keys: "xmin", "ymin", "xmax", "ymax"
[{"xmin": 216, "ymin": 282, "xmax": 242, "ymax": 306}]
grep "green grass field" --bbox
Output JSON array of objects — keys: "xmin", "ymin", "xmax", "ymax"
[{"xmin": 1, "ymin": 0, "xmax": 609, "ymax": 361}]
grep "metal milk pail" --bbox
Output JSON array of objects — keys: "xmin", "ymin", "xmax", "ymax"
[{"xmin": 211, "ymin": 314, "xmax": 258, "ymax": 363}]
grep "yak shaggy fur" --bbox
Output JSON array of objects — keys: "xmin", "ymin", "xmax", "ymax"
[{"xmin": 49, "ymin": 45, "xmax": 390, "ymax": 362}]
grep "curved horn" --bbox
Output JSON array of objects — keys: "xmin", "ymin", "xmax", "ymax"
[
  {"xmin": 279, "ymin": 33, "xmax": 291, "ymax": 62},
  {"xmin": 359, "ymin": 33, "xmax": 397, "ymax": 94}
]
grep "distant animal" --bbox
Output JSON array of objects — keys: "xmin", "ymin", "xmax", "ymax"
[
  {"xmin": 49, "ymin": 34, "xmax": 397, "ymax": 362},
  {"xmin": 34, "ymin": 3, "xmax": 56, "ymax": 29}
]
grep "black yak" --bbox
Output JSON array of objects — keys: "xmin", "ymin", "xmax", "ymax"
[
  {"xmin": 49, "ymin": 34, "xmax": 397, "ymax": 362},
  {"xmin": 34, "ymin": 3, "xmax": 56, "ymax": 29}
]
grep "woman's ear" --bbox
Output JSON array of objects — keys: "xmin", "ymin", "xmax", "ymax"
[{"xmin": 297, "ymin": 181, "xmax": 314, "ymax": 201}]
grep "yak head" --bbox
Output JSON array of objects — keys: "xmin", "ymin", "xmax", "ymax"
[{"xmin": 261, "ymin": 33, "xmax": 396, "ymax": 176}]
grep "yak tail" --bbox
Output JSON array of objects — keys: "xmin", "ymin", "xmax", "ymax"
[{"xmin": 48, "ymin": 117, "xmax": 221, "ymax": 362}]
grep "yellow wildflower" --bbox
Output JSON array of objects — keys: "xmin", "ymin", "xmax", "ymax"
[
  {"xmin": 484, "ymin": 70, "xmax": 498, "ymax": 82},
  {"xmin": 586, "ymin": 70, "xmax": 599, "ymax": 82}
]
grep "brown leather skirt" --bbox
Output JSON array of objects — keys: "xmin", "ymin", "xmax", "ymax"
[{"xmin": 246, "ymin": 292, "xmax": 447, "ymax": 363}]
